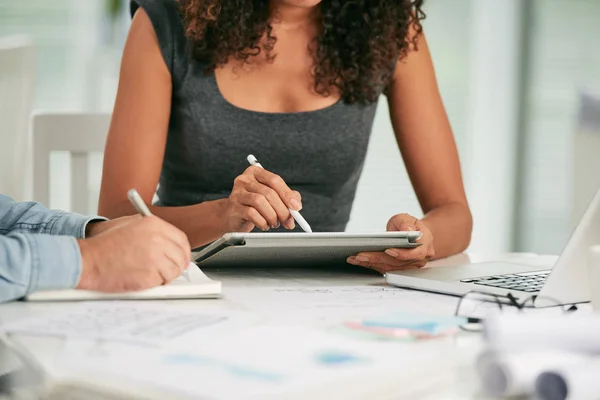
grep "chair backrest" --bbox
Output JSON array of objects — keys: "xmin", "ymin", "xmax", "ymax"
[
  {"xmin": 0, "ymin": 35, "xmax": 35, "ymax": 201},
  {"xmin": 32, "ymin": 113, "xmax": 111, "ymax": 214},
  {"xmin": 572, "ymin": 90, "xmax": 600, "ymax": 227}
]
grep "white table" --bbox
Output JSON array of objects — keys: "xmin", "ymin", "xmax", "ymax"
[{"xmin": 0, "ymin": 253, "xmax": 557, "ymax": 398}]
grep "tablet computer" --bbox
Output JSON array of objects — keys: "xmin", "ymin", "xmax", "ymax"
[{"xmin": 192, "ymin": 231, "xmax": 422, "ymax": 268}]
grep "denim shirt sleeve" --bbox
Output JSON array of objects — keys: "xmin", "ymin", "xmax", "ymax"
[
  {"xmin": 0, "ymin": 194, "xmax": 107, "ymax": 303},
  {"xmin": 0, "ymin": 234, "xmax": 83, "ymax": 303},
  {"xmin": 0, "ymin": 194, "xmax": 105, "ymax": 239}
]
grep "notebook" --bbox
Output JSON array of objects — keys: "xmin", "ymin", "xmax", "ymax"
[{"xmin": 24, "ymin": 265, "xmax": 221, "ymax": 301}]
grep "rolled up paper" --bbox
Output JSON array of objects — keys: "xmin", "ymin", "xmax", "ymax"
[
  {"xmin": 536, "ymin": 359, "xmax": 600, "ymax": 400},
  {"xmin": 477, "ymin": 350, "xmax": 589, "ymax": 398},
  {"xmin": 484, "ymin": 314, "xmax": 600, "ymax": 354}
]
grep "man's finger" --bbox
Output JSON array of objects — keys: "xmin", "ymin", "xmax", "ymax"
[
  {"xmin": 162, "ymin": 246, "xmax": 187, "ymax": 281},
  {"xmin": 162, "ymin": 226, "xmax": 192, "ymax": 263}
]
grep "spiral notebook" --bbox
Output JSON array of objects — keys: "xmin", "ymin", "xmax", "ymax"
[{"xmin": 24, "ymin": 266, "xmax": 221, "ymax": 301}]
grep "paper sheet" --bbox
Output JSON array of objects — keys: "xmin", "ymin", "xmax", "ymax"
[
  {"xmin": 225, "ymin": 285, "xmax": 461, "ymax": 327},
  {"xmin": 0, "ymin": 302, "xmax": 245, "ymax": 346},
  {"xmin": 53, "ymin": 325, "xmax": 455, "ymax": 400},
  {"xmin": 25, "ymin": 264, "xmax": 221, "ymax": 301}
]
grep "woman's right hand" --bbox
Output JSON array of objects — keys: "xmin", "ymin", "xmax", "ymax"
[{"xmin": 222, "ymin": 166, "xmax": 303, "ymax": 233}]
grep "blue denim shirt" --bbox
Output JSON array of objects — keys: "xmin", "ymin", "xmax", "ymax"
[{"xmin": 0, "ymin": 194, "xmax": 104, "ymax": 303}]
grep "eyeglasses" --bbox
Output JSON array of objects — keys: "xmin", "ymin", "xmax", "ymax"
[{"xmin": 454, "ymin": 291, "xmax": 578, "ymax": 332}]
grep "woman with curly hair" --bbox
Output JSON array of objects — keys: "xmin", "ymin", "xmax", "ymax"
[{"xmin": 98, "ymin": 0, "xmax": 472, "ymax": 273}]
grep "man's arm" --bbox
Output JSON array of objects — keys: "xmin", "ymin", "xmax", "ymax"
[
  {"xmin": 0, "ymin": 194, "xmax": 104, "ymax": 302},
  {"xmin": 0, "ymin": 194, "xmax": 192, "ymax": 303},
  {"xmin": 0, "ymin": 194, "xmax": 105, "ymax": 238},
  {"xmin": 0, "ymin": 233, "xmax": 82, "ymax": 303}
]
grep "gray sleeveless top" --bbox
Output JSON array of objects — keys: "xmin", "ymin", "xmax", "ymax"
[{"xmin": 131, "ymin": 0, "xmax": 379, "ymax": 232}]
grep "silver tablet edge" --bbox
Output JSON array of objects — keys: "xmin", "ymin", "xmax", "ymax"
[
  {"xmin": 192, "ymin": 231, "xmax": 422, "ymax": 263},
  {"xmin": 222, "ymin": 231, "xmax": 422, "ymax": 243}
]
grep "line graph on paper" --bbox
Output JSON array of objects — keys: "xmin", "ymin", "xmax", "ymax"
[{"xmin": 226, "ymin": 286, "xmax": 460, "ymax": 326}]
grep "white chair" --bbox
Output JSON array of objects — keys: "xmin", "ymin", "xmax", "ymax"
[
  {"xmin": 572, "ymin": 90, "xmax": 600, "ymax": 227},
  {"xmin": 32, "ymin": 113, "xmax": 111, "ymax": 215},
  {"xmin": 0, "ymin": 35, "xmax": 35, "ymax": 201}
]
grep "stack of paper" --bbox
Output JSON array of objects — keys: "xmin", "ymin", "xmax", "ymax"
[{"xmin": 477, "ymin": 314, "xmax": 600, "ymax": 399}]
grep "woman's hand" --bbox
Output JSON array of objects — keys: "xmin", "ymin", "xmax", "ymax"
[
  {"xmin": 347, "ymin": 213, "xmax": 435, "ymax": 274},
  {"xmin": 221, "ymin": 166, "xmax": 302, "ymax": 233}
]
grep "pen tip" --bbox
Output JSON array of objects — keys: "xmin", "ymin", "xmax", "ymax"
[{"xmin": 247, "ymin": 154, "xmax": 257, "ymax": 164}]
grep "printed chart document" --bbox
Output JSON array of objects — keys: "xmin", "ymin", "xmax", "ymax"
[
  {"xmin": 33, "ymin": 325, "xmax": 457, "ymax": 400},
  {"xmin": 24, "ymin": 266, "xmax": 221, "ymax": 301},
  {"xmin": 225, "ymin": 285, "xmax": 460, "ymax": 326},
  {"xmin": 0, "ymin": 302, "xmax": 246, "ymax": 346}
]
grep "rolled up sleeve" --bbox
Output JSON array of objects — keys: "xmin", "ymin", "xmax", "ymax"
[
  {"xmin": 0, "ymin": 233, "xmax": 82, "ymax": 303},
  {"xmin": 0, "ymin": 195, "xmax": 107, "ymax": 239},
  {"xmin": 45, "ymin": 211, "xmax": 106, "ymax": 239}
]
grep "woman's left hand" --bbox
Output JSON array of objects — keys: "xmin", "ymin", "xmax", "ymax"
[{"xmin": 347, "ymin": 213, "xmax": 435, "ymax": 274}]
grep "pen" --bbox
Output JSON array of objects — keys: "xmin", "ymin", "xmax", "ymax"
[
  {"xmin": 127, "ymin": 189, "xmax": 192, "ymax": 282},
  {"xmin": 246, "ymin": 154, "xmax": 313, "ymax": 233}
]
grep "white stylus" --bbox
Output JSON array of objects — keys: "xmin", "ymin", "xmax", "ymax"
[
  {"xmin": 127, "ymin": 189, "xmax": 192, "ymax": 282},
  {"xmin": 246, "ymin": 155, "xmax": 313, "ymax": 233}
]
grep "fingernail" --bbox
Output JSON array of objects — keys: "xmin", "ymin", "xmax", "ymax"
[
  {"xmin": 356, "ymin": 255, "xmax": 369, "ymax": 263},
  {"xmin": 275, "ymin": 221, "xmax": 281, "ymax": 228},
  {"xmin": 346, "ymin": 257, "xmax": 359, "ymax": 265},
  {"xmin": 286, "ymin": 217, "xmax": 295, "ymax": 230},
  {"xmin": 290, "ymin": 198, "xmax": 302, "ymax": 211},
  {"xmin": 385, "ymin": 249, "xmax": 399, "ymax": 258}
]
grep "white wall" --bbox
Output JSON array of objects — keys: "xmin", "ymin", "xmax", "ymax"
[
  {"xmin": 462, "ymin": 0, "xmax": 523, "ymax": 254},
  {"xmin": 346, "ymin": 98, "xmax": 422, "ymax": 232}
]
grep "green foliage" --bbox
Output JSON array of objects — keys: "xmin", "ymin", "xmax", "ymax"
[{"xmin": 106, "ymin": 0, "xmax": 123, "ymax": 19}]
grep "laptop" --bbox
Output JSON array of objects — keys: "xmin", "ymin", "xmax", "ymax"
[{"xmin": 385, "ymin": 188, "xmax": 600, "ymax": 305}]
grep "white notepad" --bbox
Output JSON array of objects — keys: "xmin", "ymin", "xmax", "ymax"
[{"xmin": 24, "ymin": 266, "xmax": 221, "ymax": 301}]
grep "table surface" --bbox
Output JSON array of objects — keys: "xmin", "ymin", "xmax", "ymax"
[{"xmin": 0, "ymin": 252, "xmax": 558, "ymax": 399}]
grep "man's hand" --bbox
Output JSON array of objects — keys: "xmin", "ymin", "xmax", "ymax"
[
  {"xmin": 77, "ymin": 215, "xmax": 191, "ymax": 292},
  {"xmin": 85, "ymin": 215, "xmax": 140, "ymax": 237}
]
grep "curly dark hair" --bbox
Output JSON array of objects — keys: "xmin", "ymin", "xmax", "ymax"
[{"xmin": 178, "ymin": 0, "xmax": 426, "ymax": 104}]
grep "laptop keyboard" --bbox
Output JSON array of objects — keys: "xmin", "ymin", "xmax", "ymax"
[{"xmin": 460, "ymin": 271, "xmax": 551, "ymax": 293}]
